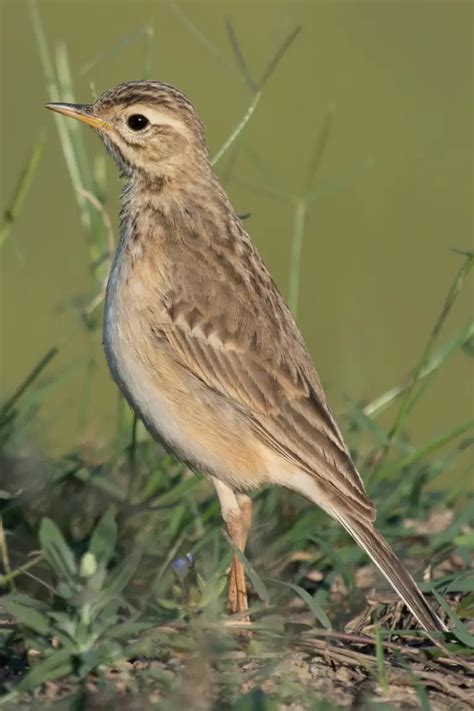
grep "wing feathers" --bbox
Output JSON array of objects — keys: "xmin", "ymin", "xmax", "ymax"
[
  {"xmin": 156, "ymin": 212, "xmax": 375, "ymax": 515},
  {"xmin": 158, "ymin": 310, "xmax": 374, "ymax": 518}
]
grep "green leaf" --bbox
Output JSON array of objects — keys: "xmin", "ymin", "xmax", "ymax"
[
  {"xmin": 50, "ymin": 631, "xmax": 77, "ymax": 652},
  {"xmin": 56, "ymin": 582, "xmax": 74, "ymax": 599},
  {"xmin": 156, "ymin": 597, "xmax": 180, "ymax": 611},
  {"xmin": 268, "ymin": 578, "xmax": 331, "ymax": 629},
  {"xmin": 420, "ymin": 571, "xmax": 474, "ymax": 594},
  {"xmin": 15, "ymin": 649, "xmax": 74, "ymax": 693},
  {"xmin": 89, "ymin": 510, "xmax": 117, "ymax": 567},
  {"xmin": 462, "ymin": 331, "xmax": 474, "ymax": 357},
  {"xmin": 74, "ymin": 618, "xmax": 94, "ymax": 648},
  {"xmin": 107, "ymin": 621, "xmax": 153, "ymax": 640},
  {"xmin": 39, "ymin": 518, "xmax": 77, "ymax": 583},
  {"xmin": 48, "ymin": 611, "xmax": 77, "ymax": 640},
  {"xmin": 457, "ymin": 592, "xmax": 474, "ymax": 619},
  {"xmin": 198, "ymin": 573, "xmax": 228, "ymax": 608},
  {"xmin": 3, "ymin": 596, "xmax": 49, "ymax": 635},
  {"xmin": 454, "ymin": 531, "xmax": 474, "ymax": 549},
  {"xmin": 430, "ymin": 585, "xmax": 474, "ymax": 648},
  {"xmin": 93, "ymin": 551, "xmax": 141, "ymax": 612},
  {"xmin": 413, "ymin": 682, "xmax": 433, "ymax": 711},
  {"xmin": 2, "ymin": 591, "xmax": 48, "ymax": 610},
  {"xmin": 152, "ymin": 476, "xmax": 198, "ymax": 506},
  {"xmin": 77, "ymin": 640, "xmax": 122, "ymax": 677},
  {"xmin": 232, "ymin": 689, "xmax": 278, "ymax": 711},
  {"xmin": 310, "ymin": 535, "xmax": 354, "ymax": 590},
  {"xmin": 96, "ymin": 598, "xmax": 121, "ymax": 623},
  {"xmin": 433, "ymin": 502, "xmax": 474, "ymax": 546}
]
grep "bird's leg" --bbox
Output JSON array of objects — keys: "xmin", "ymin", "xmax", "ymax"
[
  {"xmin": 211, "ymin": 478, "xmax": 253, "ymax": 618},
  {"xmin": 227, "ymin": 493, "xmax": 252, "ymax": 614}
]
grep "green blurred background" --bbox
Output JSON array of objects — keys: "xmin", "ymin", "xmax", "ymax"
[{"xmin": 1, "ymin": 0, "xmax": 472, "ymax": 459}]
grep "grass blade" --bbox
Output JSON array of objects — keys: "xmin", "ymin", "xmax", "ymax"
[
  {"xmin": 167, "ymin": 0, "xmax": 235, "ymax": 77},
  {"xmin": 0, "ymin": 137, "xmax": 44, "ymax": 249},
  {"xmin": 225, "ymin": 19, "xmax": 256, "ymax": 91},
  {"xmin": 28, "ymin": 0, "xmax": 59, "ymax": 101},
  {"xmin": 363, "ymin": 321, "xmax": 474, "ymax": 418},
  {"xmin": 79, "ymin": 26, "xmax": 150, "ymax": 76},
  {"xmin": 143, "ymin": 25, "xmax": 154, "ymax": 79},
  {"xmin": 303, "ymin": 106, "xmax": 334, "ymax": 197},
  {"xmin": 223, "ymin": 530, "xmax": 270, "ymax": 605},
  {"xmin": 430, "ymin": 585, "xmax": 474, "ymax": 648},
  {"xmin": 269, "ymin": 577, "xmax": 331, "ymax": 629},
  {"xmin": 212, "ymin": 92, "xmax": 261, "ymax": 167},
  {"xmin": 258, "ymin": 26, "xmax": 301, "ymax": 89},
  {"xmin": 376, "ymin": 417, "xmax": 474, "ymax": 480},
  {"xmin": 390, "ymin": 255, "xmax": 473, "ymax": 436},
  {"xmin": 288, "ymin": 200, "xmax": 307, "ymax": 316},
  {"xmin": 30, "ymin": 0, "xmax": 90, "ymax": 231},
  {"xmin": 374, "ymin": 624, "xmax": 389, "ymax": 693},
  {"xmin": 55, "ymin": 42, "xmax": 95, "ymax": 230},
  {"xmin": 0, "ymin": 347, "xmax": 58, "ymax": 418}
]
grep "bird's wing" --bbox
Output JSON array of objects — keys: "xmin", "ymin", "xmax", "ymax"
[{"xmin": 155, "ymin": 262, "xmax": 374, "ymax": 520}]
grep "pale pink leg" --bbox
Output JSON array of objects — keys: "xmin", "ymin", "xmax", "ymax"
[{"xmin": 211, "ymin": 478, "xmax": 253, "ymax": 617}]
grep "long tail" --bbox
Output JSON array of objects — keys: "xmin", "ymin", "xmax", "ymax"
[{"xmin": 334, "ymin": 512, "xmax": 448, "ymax": 635}]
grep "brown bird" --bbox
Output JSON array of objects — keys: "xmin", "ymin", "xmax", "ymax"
[{"xmin": 46, "ymin": 81, "xmax": 446, "ymax": 635}]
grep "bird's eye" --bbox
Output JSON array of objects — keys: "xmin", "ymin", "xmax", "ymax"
[{"xmin": 127, "ymin": 114, "xmax": 149, "ymax": 131}]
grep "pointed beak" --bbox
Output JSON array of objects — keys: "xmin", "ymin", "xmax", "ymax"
[{"xmin": 45, "ymin": 102, "xmax": 112, "ymax": 131}]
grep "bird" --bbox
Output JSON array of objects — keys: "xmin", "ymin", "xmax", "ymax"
[{"xmin": 46, "ymin": 81, "xmax": 447, "ymax": 637}]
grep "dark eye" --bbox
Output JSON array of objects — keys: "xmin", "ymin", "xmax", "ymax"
[{"xmin": 127, "ymin": 114, "xmax": 149, "ymax": 131}]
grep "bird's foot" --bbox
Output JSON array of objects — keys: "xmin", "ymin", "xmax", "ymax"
[{"xmin": 227, "ymin": 554, "xmax": 252, "ymax": 638}]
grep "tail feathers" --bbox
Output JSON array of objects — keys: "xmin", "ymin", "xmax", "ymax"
[{"xmin": 336, "ymin": 513, "xmax": 448, "ymax": 635}]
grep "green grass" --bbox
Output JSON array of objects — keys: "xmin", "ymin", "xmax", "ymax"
[
  {"xmin": 0, "ymin": 2, "xmax": 473, "ymax": 708},
  {"xmin": 0, "ymin": 137, "xmax": 44, "ymax": 252}
]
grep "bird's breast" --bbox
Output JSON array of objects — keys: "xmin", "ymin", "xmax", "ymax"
[{"xmin": 103, "ymin": 244, "xmax": 164, "ymax": 409}]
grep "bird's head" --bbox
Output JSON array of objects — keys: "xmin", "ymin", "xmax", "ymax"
[{"xmin": 46, "ymin": 80, "xmax": 209, "ymax": 183}]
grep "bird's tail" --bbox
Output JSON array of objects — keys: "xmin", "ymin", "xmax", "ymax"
[{"xmin": 334, "ymin": 512, "xmax": 448, "ymax": 636}]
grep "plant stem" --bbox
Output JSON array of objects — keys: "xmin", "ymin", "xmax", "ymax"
[
  {"xmin": 372, "ymin": 253, "xmax": 473, "ymax": 476},
  {"xmin": 0, "ymin": 347, "xmax": 58, "ymax": 417},
  {"xmin": 288, "ymin": 199, "xmax": 307, "ymax": 316}
]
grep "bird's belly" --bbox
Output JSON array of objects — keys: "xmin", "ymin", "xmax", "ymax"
[
  {"xmin": 103, "ymin": 271, "xmax": 180, "ymax": 449},
  {"xmin": 103, "ymin": 270, "xmax": 269, "ymax": 491}
]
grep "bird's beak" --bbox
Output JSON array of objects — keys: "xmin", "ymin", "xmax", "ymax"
[{"xmin": 45, "ymin": 102, "xmax": 112, "ymax": 131}]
